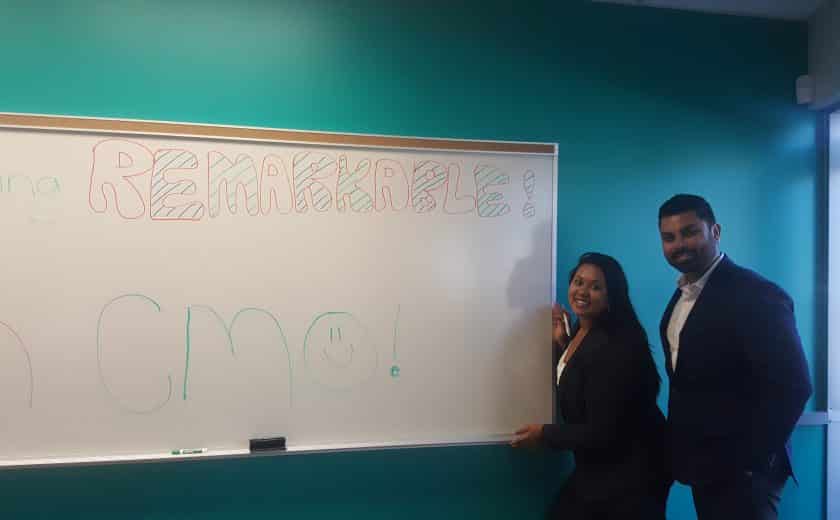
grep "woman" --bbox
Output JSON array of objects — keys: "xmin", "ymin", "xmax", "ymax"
[{"xmin": 512, "ymin": 252, "xmax": 669, "ymax": 519}]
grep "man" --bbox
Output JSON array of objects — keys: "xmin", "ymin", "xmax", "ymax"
[{"xmin": 658, "ymin": 194, "xmax": 811, "ymax": 519}]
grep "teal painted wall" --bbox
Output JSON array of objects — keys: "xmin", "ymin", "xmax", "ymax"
[{"xmin": 0, "ymin": 0, "xmax": 824, "ymax": 518}]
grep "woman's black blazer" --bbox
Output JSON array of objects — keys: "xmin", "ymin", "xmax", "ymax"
[{"xmin": 543, "ymin": 327, "xmax": 667, "ymax": 501}]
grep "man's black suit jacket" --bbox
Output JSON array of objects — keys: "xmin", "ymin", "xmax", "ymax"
[
  {"xmin": 660, "ymin": 256, "xmax": 812, "ymax": 485},
  {"xmin": 543, "ymin": 327, "xmax": 667, "ymax": 501}
]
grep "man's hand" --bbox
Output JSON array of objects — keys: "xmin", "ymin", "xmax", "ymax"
[{"xmin": 511, "ymin": 424, "xmax": 544, "ymax": 448}]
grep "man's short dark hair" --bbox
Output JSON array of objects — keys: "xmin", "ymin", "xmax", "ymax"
[{"xmin": 658, "ymin": 194, "xmax": 716, "ymax": 226}]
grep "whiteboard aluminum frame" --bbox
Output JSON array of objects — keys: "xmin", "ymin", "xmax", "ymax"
[
  {"xmin": 0, "ymin": 438, "xmax": 517, "ymax": 470},
  {"xmin": 0, "ymin": 112, "xmax": 557, "ymax": 156},
  {"xmin": 0, "ymin": 111, "xmax": 559, "ymax": 467}
]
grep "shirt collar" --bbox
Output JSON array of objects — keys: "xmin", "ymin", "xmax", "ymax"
[{"xmin": 677, "ymin": 253, "xmax": 724, "ymax": 295}]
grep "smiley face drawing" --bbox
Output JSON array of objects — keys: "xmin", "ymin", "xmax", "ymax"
[{"xmin": 303, "ymin": 312, "xmax": 378, "ymax": 389}]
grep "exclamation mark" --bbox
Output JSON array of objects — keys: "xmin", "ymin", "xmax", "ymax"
[
  {"xmin": 390, "ymin": 304, "xmax": 401, "ymax": 378},
  {"xmin": 522, "ymin": 170, "xmax": 536, "ymax": 218}
]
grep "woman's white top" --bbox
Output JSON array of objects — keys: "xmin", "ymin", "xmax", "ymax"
[{"xmin": 556, "ymin": 358, "xmax": 567, "ymax": 386}]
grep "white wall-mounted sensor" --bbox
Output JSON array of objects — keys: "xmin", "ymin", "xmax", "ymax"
[{"xmin": 796, "ymin": 74, "xmax": 814, "ymax": 105}]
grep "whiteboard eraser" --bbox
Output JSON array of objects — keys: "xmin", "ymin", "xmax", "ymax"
[{"xmin": 249, "ymin": 437, "xmax": 286, "ymax": 452}]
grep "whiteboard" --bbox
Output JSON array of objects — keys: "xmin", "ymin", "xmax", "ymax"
[{"xmin": 0, "ymin": 113, "xmax": 556, "ymax": 466}]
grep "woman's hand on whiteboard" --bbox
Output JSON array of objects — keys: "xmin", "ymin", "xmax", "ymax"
[
  {"xmin": 552, "ymin": 303, "xmax": 571, "ymax": 347},
  {"xmin": 510, "ymin": 424, "xmax": 544, "ymax": 448}
]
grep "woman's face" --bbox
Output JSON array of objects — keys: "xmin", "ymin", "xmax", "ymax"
[{"xmin": 567, "ymin": 263, "xmax": 609, "ymax": 322}]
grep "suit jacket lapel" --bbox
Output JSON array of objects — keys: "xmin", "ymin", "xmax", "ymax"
[
  {"xmin": 678, "ymin": 256, "xmax": 733, "ymax": 339},
  {"xmin": 667, "ymin": 256, "xmax": 734, "ymax": 378},
  {"xmin": 661, "ymin": 289, "xmax": 681, "ymax": 378},
  {"xmin": 556, "ymin": 328, "xmax": 605, "ymax": 396}
]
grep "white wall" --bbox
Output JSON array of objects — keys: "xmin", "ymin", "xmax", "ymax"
[
  {"xmin": 828, "ymin": 109, "xmax": 840, "ymax": 520},
  {"xmin": 810, "ymin": 0, "xmax": 840, "ymax": 109},
  {"xmin": 832, "ymin": 110, "xmax": 840, "ymax": 423}
]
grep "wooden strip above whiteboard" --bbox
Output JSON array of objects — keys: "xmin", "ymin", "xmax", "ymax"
[{"xmin": 0, "ymin": 113, "xmax": 556, "ymax": 155}]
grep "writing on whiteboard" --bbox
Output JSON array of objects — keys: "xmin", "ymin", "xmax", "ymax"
[
  {"xmin": 0, "ymin": 321, "xmax": 34, "ymax": 409},
  {"xmin": 87, "ymin": 139, "xmax": 516, "ymax": 221},
  {"xmin": 93, "ymin": 293, "xmax": 395, "ymax": 414},
  {"xmin": 0, "ymin": 174, "xmax": 62, "ymax": 223},
  {"xmin": 0, "ymin": 174, "xmax": 61, "ymax": 199}
]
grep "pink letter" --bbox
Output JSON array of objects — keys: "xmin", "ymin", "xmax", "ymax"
[
  {"xmin": 475, "ymin": 164, "xmax": 511, "ymax": 218},
  {"xmin": 336, "ymin": 156, "xmax": 373, "ymax": 213},
  {"xmin": 150, "ymin": 149, "xmax": 206, "ymax": 221},
  {"xmin": 208, "ymin": 152, "xmax": 260, "ymax": 217},
  {"xmin": 443, "ymin": 163, "xmax": 477, "ymax": 215},
  {"xmin": 89, "ymin": 139, "xmax": 153, "ymax": 219},
  {"xmin": 293, "ymin": 151, "xmax": 335, "ymax": 213},
  {"xmin": 373, "ymin": 159, "xmax": 409, "ymax": 211},
  {"xmin": 411, "ymin": 160, "xmax": 448, "ymax": 213},
  {"xmin": 260, "ymin": 154, "xmax": 294, "ymax": 215}
]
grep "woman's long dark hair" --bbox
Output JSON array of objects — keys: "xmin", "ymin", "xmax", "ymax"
[{"xmin": 568, "ymin": 252, "xmax": 660, "ymax": 395}]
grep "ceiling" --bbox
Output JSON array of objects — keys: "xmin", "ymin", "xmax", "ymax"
[{"xmin": 591, "ymin": 0, "xmax": 826, "ymax": 20}]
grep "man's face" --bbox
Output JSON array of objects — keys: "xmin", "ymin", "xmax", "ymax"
[{"xmin": 659, "ymin": 211, "xmax": 720, "ymax": 275}]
